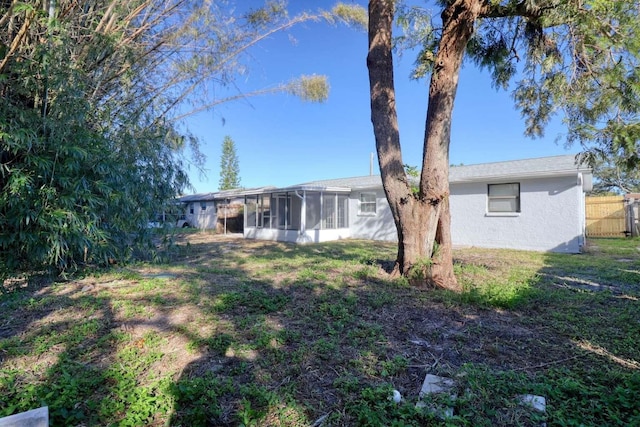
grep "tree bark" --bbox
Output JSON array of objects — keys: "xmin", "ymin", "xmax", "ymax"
[{"xmin": 368, "ymin": 0, "xmax": 484, "ymax": 291}]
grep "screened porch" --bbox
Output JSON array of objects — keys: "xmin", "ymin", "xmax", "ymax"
[{"xmin": 244, "ymin": 190, "xmax": 351, "ymax": 243}]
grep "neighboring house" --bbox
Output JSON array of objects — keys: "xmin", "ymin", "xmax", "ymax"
[
  {"xmin": 178, "ymin": 193, "xmax": 218, "ymax": 229},
  {"xmin": 238, "ymin": 155, "xmax": 593, "ymax": 253}
]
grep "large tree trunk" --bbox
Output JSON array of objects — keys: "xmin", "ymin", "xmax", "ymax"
[{"xmin": 367, "ymin": 0, "xmax": 483, "ymax": 291}]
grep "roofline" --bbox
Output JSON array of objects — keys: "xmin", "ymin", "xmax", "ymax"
[
  {"xmin": 177, "ymin": 186, "xmax": 278, "ymax": 201},
  {"xmin": 219, "ymin": 188, "xmax": 272, "ymax": 197},
  {"xmin": 178, "ymin": 155, "xmax": 592, "ymax": 198},
  {"xmin": 348, "ymin": 184, "xmax": 385, "ymax": 191},
  {"xmin": 176, "ymin": 193, "xmax": 217, "ymax": 202},
  {"xmin": 240, "ymin": 185, "xmax": 352, "ymax": 195},
  {"xmin": 450, "ymin": 168, "xmax": 592, "ymax": 183},
  {"xmin": 451, "ymin": 154, "xmax": 587, "ymax": 168}
]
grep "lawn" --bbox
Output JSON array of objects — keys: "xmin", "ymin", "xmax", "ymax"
[{"xmin": 1, "ymin": 234, "xmax": 639, "ymax": 426}]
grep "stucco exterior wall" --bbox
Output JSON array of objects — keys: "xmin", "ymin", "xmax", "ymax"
[
  {"xmin": 346, "ymin": 176, "xmax": 585, "ymax": 253},
  {"xmin": 449, "ymin": 175, "xmax": 585, "ymax": 253},
  {"xmin": 348, "ymin": 189, "xmax": 397, "ymax": 242}
]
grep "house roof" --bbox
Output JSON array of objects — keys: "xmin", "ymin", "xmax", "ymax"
[
  {"xmin": 178, "ymin": 192, "xmax": 218, "ymax": 203},
  {"xmin": 284, "ymin": 154, "xmax": 590, "ymax": 189},
  {"xmin": 449, "ymin": 154, "xmax": 590, "ymax": 183},
  {"xmin": 178, "ymin": 155, "xmax": 591, "ymax": 199},
  {"xmin": 177, "ymin": 186, "xmax": 276, "ymax": 202},
  {"xmin": 291, "ymin": 175, "xmax": 383, "ymax": 191}
]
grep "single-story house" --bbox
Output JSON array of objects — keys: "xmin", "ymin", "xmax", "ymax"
[
  {"xmin": 237, "ymin": 155, "xmax": 592, "ymax": 253},
  {"xmin": 178, "ymin": 192, "xmax": 218, "ymax": 229}
]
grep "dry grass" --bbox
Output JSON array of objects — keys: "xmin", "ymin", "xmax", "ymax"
[{"xmin": 1, "ymin": 234, "xmax": 639, "ymax": 426}]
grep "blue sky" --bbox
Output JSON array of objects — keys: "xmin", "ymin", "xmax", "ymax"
[{"xmin": 183, "ymin": 1, "xmax": 571, "ymax": 194}]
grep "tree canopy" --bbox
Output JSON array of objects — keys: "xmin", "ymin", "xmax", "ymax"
[
  {"xmin": 591, "ymin": 157, "xmax": 640, "ymax": 194},
  {"xmin": 399, "ymin": 0, "xmax": 640, "ymax": 165}
]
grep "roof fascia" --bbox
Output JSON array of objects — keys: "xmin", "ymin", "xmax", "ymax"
[
  {"xmin": 450, "ymin": 168, "xmax": 591, "ymax": 183},
  {"xmin": 272, "ymin": 185, "xmax": 352, "ymax": 193}
]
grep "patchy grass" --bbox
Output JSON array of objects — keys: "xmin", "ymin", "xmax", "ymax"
[{"xmin": 1, "ymin": 235, "xmax": 639, "ymax": 426}]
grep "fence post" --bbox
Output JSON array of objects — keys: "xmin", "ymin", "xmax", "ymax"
[{"xmin": 626, "ymin": 199, "xmax": 631, "ymax": 237}]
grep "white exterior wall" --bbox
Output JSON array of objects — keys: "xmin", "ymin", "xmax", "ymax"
[
  {"xmin": 184, "ymin": 201, "xmax": 218, "ymax": 229},
  {"xmin": 244, "ymin": 227, "xmax": 350, "ymax": 243},
  {"xmin": 449, "ymin": 175, "xmax": 585, "ymax": 253},
  {"xmin": 348, "ymin": 189, "xmax": 397, "ymax": 242}
]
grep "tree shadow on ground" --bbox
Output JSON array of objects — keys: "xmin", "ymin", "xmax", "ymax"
[
  {"xmin": 0, "ymin": 276, "xmax": 119, "ymax": 424},
  {"xmin": 165, "ymin": 236, "xmax": 640, "ymax": 426},
  {"xmin": 2, "ymin": 235, "xmax": 639, "ymax": 426}
]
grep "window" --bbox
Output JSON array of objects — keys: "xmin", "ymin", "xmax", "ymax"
[
  {"xmin": 359, "ymin": 192, "xmax": 376, "ymax": 215},
  {"xmin": 189, "ymin": 203, "xmax": 194, "ymax": 215},
  {"xmin": 200, "ymin": 202, "xmax": 207, "ymax": 211},
  {"xmin": 488, "ymin": 183, "xmax": 520, "ymax": 213}
]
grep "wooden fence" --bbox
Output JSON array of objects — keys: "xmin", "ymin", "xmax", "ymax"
[{"xmin": 585, "ymin": 196, "xmax": 626, "ymax": 237}]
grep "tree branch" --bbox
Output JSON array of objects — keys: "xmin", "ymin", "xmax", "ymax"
[{"xmin": 0, "ymin": 8, "xmax": 35, "ymax": 75}]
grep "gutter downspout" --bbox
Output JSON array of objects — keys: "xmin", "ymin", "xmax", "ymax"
[{"xmin": 578, "ymin": 173, "xmax": 585, "ymax": 251}]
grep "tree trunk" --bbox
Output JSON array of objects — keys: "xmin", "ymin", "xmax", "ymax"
[{"xmin": 368, "ymin": 0, "xmax": 483, "ymax": 291}]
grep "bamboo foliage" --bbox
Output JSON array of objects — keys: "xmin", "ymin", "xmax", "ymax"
[{"xmin": 0, "ymin": 1, "xmax": 343, "ymax": 276}]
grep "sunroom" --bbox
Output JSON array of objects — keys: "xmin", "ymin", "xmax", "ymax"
[{"xmin": 244, "ymin": 186, "xmax": 351, "ymax": 243}]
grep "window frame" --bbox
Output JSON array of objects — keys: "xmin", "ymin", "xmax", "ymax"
[
  {"xmin": 188, "ymin": 203, "xmax": 194, "ymax": 215},
  {"xmin": 200, "ymin": 201, "xmax": 207, "ymax": 211},
  {"xmin": 487, "ymin": 183, "xmax": 521, "ymax": 214},
  {"xmin": 358, "ymin": 192, "xmax": 377, "ymax": 216}
]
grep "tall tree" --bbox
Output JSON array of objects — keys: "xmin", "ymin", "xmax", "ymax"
[
  {"xmin": 219, "ymin": 136, "xmax": 241, "ymax": 190},
  {"xmin": 367, "ymin": 0, "xmax": 640, "ymax": 290},
  {"xmin": 591, "ymin": 157, "xmax": 640, "ymax": 195},
  {"xmin": 0, "ymin": 1, "xmax": 360, "ymax": 276}
]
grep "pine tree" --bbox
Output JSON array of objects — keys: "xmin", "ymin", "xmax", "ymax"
[{"xmin": 219, "ymin": 136, "xmax": 241, "ymax": 190}]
